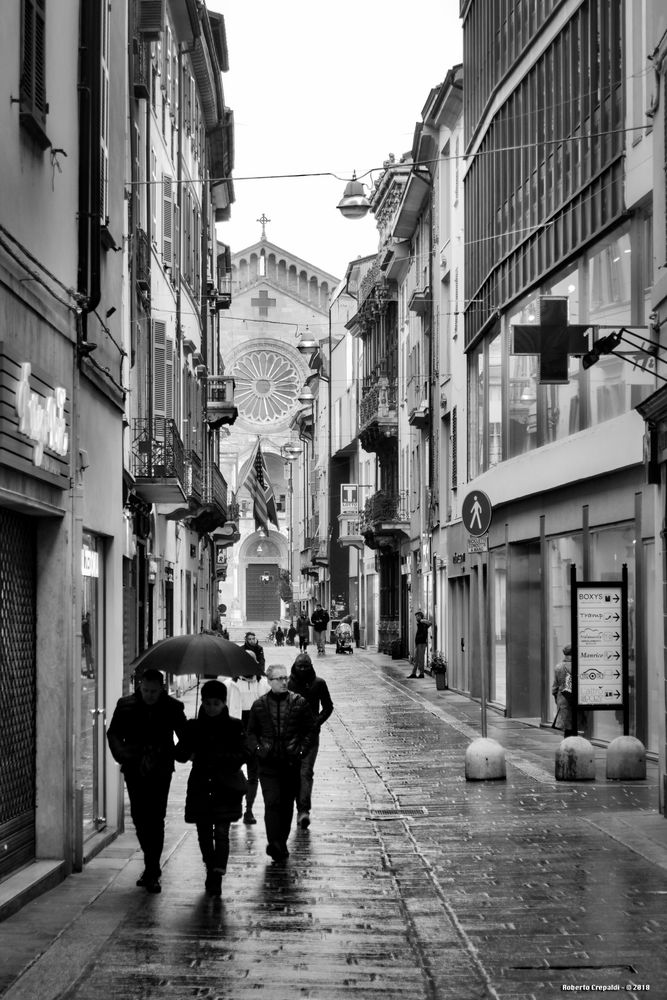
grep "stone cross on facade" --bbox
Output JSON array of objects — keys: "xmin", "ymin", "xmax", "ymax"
[
  {"xmin": 257, "ymin": 213, "xmax": 270, "ymax": 240},
  {"xmin": 511, "ymin": 296, "xmax": 590, "ymax": 384},
  {"xmin": 251, "ymin": 289, "xmax": 276, "ymax": 317}
]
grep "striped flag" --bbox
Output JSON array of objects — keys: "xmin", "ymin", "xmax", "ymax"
[{"xmin": 240, "ymin": 440, "xmax": 279, "ymax": 532}]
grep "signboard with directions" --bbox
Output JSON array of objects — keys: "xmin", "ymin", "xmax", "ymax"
[{"xmin": 573, "ymin": 577, "xmax": 627, "ymax": 711}]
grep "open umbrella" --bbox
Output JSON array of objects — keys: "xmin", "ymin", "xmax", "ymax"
[{"xmin": 130, "ymin": 633, "xmax": 258, "ymax": 679}]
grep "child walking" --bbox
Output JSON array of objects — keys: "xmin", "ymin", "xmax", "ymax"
[{"xmin": 176, "ymin": 680, "xmax": 249, "ymax": 896}]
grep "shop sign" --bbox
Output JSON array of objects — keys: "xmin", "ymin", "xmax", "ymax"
[
  {"xmin": 574, "ymin": 582, "xmax": 626, "ymax": 708},
  {"xmin": 81, "ymin": 546, "xmax": 99, "ymax": 578},
  {"xmin": 467, "ymin": 535, "xmax": 488, "ymax": 553},
  {"xmin": 452, "ymin": 552, "xmax": 466, "ymax": 564},
  {"xmin": 340, "ymin": 484, "xmax": 359, "ymax": 514},
  {"xmin": 15, "ymin": 363, "xmax": 69, "ymax": 467}
]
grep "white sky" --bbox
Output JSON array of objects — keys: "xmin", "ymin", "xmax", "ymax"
[{"xmin": 208, "ymin": 1, "xmax": 463, "ymax": 281}]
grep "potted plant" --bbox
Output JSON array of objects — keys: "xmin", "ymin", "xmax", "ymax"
[{"xmin": 430, "ymin": 652, "xmax": 448, "ymax": 690}]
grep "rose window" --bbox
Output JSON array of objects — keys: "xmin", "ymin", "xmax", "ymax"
[{"xmin": 232, "ymin": 349, "xmax": 300, "ymax": 424}]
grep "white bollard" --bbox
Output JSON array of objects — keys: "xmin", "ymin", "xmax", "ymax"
[
  {"xmin": 465, "ymin": 738, "xmax": 506, "ymax": 781},
  {"xmin": 606, "ymin": 735, "xmax": 646, "ymax": 780},
  {"xmin": 555, "ymin": 736, "xmax": 596, "ymax": 781}
]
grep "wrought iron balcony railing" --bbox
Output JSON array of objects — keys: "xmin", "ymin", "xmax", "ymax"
[
  {"xmin": 359, "ymin": 379, "xmax": 398, "ymax": 428},
  {"xmin": 361, "ymin": 490, "xmax": 410, "ymax": 529},
  {"xmin": 135, "ymin": 227, "xmax": 150, "ymax": 291},
  {"xmin": 131, "ymin": 418, "xmax": 185, "ymax": 502},
  {"xmin": 206, "ymin": 376, "xmax": 237, "ymax": 427},
  {"xmin": 184, "ymin": 450, "xmax": 202, "ymax": 503}
]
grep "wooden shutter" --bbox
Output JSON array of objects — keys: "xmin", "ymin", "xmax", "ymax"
[
  {"xmin": 162, "ymin": 173, "xmax": 172, "ymax": 265},
  {"xmin": 137, "ymin": 0, "xmax": 165, "ymax": 40},
  {"xmin": 165, "ymin": 331, "xmax": 174, "ymax": 420},
  {"xmin": 20, "ymin": 0, "xmax": 49, "ymax": 147},
  {"xmin": 153, "ymin": 319, "xmax": 167, "ymax": 417},
  {"xmin": 451, "ymin": 406, "xmax": 458, "ymax": 489}
]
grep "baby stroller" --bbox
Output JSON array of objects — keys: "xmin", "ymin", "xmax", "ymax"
[{"xmin": 335, "ymin": 621, "xmax": 353, "ymax": 654}]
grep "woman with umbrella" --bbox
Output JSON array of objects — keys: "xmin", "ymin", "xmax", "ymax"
[{"xmin": 175, "ymin": 679, "xmax": 249, "ymax": 896}]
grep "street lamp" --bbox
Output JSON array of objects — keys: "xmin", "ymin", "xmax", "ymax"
[{"xmin": 336, "ymin": 172, "xmax": 371, "ymax": 220}]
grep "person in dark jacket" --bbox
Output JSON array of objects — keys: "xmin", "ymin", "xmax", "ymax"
[
  {"xmin": 246, "ymin": 663, "xmax": 318, "ymax": 861},
  {"xmin": 288, "ymin": 653, "xmax": 334, "ymax": 829},
  {"xmin": 286, "ymin": 624, "xmax": 297, "ymax": 646},
  {"xmin": 295, "ymin": 612, "xmax": 311, "ymax": 652},
  {"xmin": 175, "ymin": 680, "xmax": 249, "ymax": 896},
  {"xmin": 242, "ymin": 631, "xmax": 265, "ymax": 671},
  {"xmin": 107, "ymin": 668, "xmax": 187, "ymax": 893},
  {"xmin": 310, "ymin": 603, "xmax": 330, "ymax": 656}
]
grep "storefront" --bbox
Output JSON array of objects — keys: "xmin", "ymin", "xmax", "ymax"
[{"xmin": 445, "ymin": 468, "xmax": 659, "ymax": 751}]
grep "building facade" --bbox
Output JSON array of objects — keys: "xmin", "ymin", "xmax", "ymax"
[{"xmin": 458, "ymin": 0, "xmax": 661, "ymax": 766}]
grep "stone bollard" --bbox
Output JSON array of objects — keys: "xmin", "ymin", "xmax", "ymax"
[
  {"xmin": 555, "ymin": 736, "xmax": 596, "ymax": 781},
  {"xmin": 465, "ymin": 738, "xmax": 506, "ymax": 781},
  {"xmin": 606, "ymin": 735, "xmax": 646, "ymax": 780}
]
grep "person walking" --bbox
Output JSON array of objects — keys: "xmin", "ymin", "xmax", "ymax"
[
  {"xmin": 107, "ymin": 668, "xmax": 187, "ymax": 894},
  {"xmin": 552, "ymin": 644, "xmax": 576, "ymax": 737},
  {"xmin": 288, "ymin": 653, "xmax": 333, "ymax": 830},
  {"xmin": 242, "ymin": 631, "xmax": 265, "ymax": 672},
  {"xmin": 286, "ymin": 624, "xmax": 297, "ymax": 646},
  {"xmin": 407, "ymin": 611, "xmax": 432, "ymax": 678},
  {"xmin": 295, "ymin": 611, "xmax": 312, "ymax": 652},
  {"xmin": 310, "ymin": 603, "xmax": 330, "ymax": 656},
  {"xmin": 246, "ymin": 663, "xmax": 318, "ymax": 861},
  {"xmin": 275, "ymin": 626, "xmax": 285, "ymax": 647},
  {"xmin": 226, "ymin": 654, "xmax": 270, "ymax": 825},
  {"xmin": 175, "ymin": 680, "xmax": 248, "ymax": 896}
]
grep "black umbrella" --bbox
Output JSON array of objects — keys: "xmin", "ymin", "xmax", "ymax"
[{"xmin": 130, "ymin": 633, "xmax": 258, "ymax": 679}]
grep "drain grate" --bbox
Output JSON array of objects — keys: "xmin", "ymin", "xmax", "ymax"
[{"xmin": 366, "ymin": 806, "xmax": 428, "ymax": 820}]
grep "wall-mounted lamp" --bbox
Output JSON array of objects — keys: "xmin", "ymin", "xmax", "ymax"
[
  {"xmin": 77, "ymin": 339, "xmax": 98, "ymax": 358},
  {"xmin": 296, "ymin": 327, "xmax": 318, "ymax": 356},
  {"xmin": 298, "ymin": 386, "xmax": 315, "ymax": 407},
  {"xmin": 336, "ymin": 172, "xmax": 371, "ymax": 220}
]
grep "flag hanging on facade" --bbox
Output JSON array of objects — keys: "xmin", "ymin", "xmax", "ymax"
[{"xmin": 240, "ymin": 440, "xmax": 279, "ymax": 533}]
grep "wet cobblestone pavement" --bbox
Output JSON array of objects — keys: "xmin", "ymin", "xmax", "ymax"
[{"xmin": 1, "ymin": 648, "xmax": 666, "ymax": 999}]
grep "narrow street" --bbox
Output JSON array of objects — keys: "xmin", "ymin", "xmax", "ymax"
[{"xmin": 2, "ymin": 648, "xmax": 666, "ymax": 1000}]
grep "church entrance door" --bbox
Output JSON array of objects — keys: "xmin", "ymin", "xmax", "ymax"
[{"xmin": 246, "ymin": 563, "xmax": 280, "ymax": 620}]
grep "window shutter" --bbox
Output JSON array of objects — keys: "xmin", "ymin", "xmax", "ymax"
[
  {"xmin": 162, "ymin": 174, "xmax": 172, "ymax": 265},
  {"xmin": 451, "ymin": 406, "xmax": 458, "ymax": 489},
  {"xmin": 165, "ymin": 332, "xmax": 174, "ymax": 420},
  {"xmin": 137, "ymin": 0, "xmax": 165, "ymax": 40},
  {"xmin": 172, "ymin": 199, "xmax": 180, "ymax": 284},
  {"xmin": 20, "ymin": 0, "xmax": 49, "ymax": 148},
  {"xmin": 153, "ymin": 319, "xmax": 167, "ymax": 416},
  {"xmin": 150, "ymin": 150, "xmax": 157, "ymax": 240}
]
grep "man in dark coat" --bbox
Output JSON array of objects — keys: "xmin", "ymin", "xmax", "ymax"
[
  {"xmin": 295, "ymin": 612, "xmax": 311, "ymax": 652},
  {"xmin": 246, "ymin": 662, "xmax": 317, "ymax": 860},
  {"xmin": 242, "ymin": 631, "xmax": 265, "ymax": 672},
  {"xmin": 288, "ymin": 653, "xmax": 333, "ymax": 829},
  {"xmin": 310, "ymin": 602, "xmax": 330, "ymax": 656},
  {"xmin": 107, "ymin": 668, "xmax": 187, "ymax": 893}
]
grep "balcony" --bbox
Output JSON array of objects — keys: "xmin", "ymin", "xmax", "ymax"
[
  {"xmin": 133, "ymin": 38, "xmax": 150, "ymax": 100},
  {"xmin": 185, "ymin": 460, "xmax": 228, "ymax": 535},
  {"xmin": 408, "ymin": 286, "xmax": 430, "ymax": 318},
  {"xmin": 408, "ymin": 399, "xmax": 430, "ymax": 430},
  {"xmin": 361, "ymin": 490, "xmax": 410, "ymax": 549},
  {"xmin": 359, "ymin": 377, "xmax": 398, "ymax": 454},
  {"xmin": 135, "ymin": 227, "xmax": 150, "ymax": 292},
  {"xmin": 184, "ymin": 450, "xmax": 203, "ymax": 504},
  {"xmin": 310, "ymin": 538, "xmax": 328, "ymax": 568},
  {"xmin": 131, "ymin": 418, "xmax": 186, "ymax": 503},
  {"xmin": 206, "ymin": 375, "xmax": 238, "ymax": 428},
  {"xmin": 338, "ymin": 514, "xmax": 364, "ymax": 551}
]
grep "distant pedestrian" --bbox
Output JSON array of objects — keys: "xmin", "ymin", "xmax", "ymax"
[
  {"xmin": 310, "ymin": 603, "xmax": 330, "ymax": 656},
  {"xmin": 552, "ymin": 644, "xmax": 575, "ymax": 737},
  {"xmin": 286, "ymin": 624, "xmax": 297, "ymax": 646},
  {"xmin": 275, "ymin": 626, "xmax": 285, "ymax": 647},
  {"xmin": 242, "ymin": 631, "xmax": 265, "ymax": 672},
  {"xmin": 227, "ymin": 653, "xmax": 270, "ymax": 825},
  {"xmin": 288, "ymin": 653, "xmax": 333, "ymax": 830},
  {"xmin": 175, "ymin": 681, "xmax": 248, "ymax": 896},
  {"xmin": 295, "ymin": 611, "xmax": 312, "ymax": 652},
  {"xmin": 246, "ymin": 663, "xmax": 318, "ymax": 861},
  {"xmin": 107, "ymin": 668, "xmax": 187, "ymax": 894},
  {"xmin": 407, "ymin": 611, "xmax": 431, "ymax": 678}
]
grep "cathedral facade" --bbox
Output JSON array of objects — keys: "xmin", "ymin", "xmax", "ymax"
[{"xmin": 217, "ymin": 229, "xmax": 338, "ymax": 630}]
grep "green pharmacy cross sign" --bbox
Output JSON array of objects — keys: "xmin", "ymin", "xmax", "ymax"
[{"xmin": 512, "ymin": 296, "xmax": 590, "ymax": 384}]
